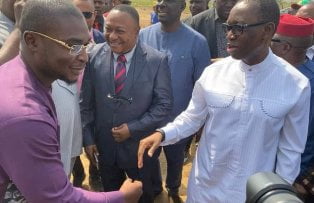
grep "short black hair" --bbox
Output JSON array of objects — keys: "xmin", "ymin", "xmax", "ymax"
[
  {"xmin": 20, "ymin": 0, "xmax": 84, "ymax": 34},
  {"xmin": 111, "ymin": 4, "xmax": 139, "ymax": 26},
  {"xmin": 239, "ymin": 0, "xmax": 280, "ymax": 29}
]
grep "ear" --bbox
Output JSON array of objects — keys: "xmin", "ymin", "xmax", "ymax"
[
  {"xmin": 23, "ymin": 32, "xmax": 41, "ymax": 52},
  {"xmin": 280, "ymin": 41, "xmax": 292, "ymax": 55},
  {"xmin": 263, "ymin": 22, "xmax": 276, "ymax": 40}
]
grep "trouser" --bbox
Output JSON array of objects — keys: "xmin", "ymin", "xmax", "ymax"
[
  {"xmin": 152, "ymin": 137, "xmax": 190, "ymax": 194},
  {"xmin": 185, "ymin": 126, "xmax": 203, "ymax": 154},
  {"xmin": 99, "ymin": 159, "xmax": 154, "ymax": 203}
]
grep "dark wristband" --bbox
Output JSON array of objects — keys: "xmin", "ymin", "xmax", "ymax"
[{"xmin": 155, "ymin": 129, "xmax": 165, "ymax": 142}]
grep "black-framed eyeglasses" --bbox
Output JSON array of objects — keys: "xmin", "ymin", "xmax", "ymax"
[
  {"xmin": 82, "ymin": 11, "xmax": 94, "ymax": 19},
  {"xmin": 157, "ymin": 0, "xmax": 182, "ymax": 5},
  {"xmin": 121, "ymin": 0, "xmax": 132, "ymax": 5},
  {"xmin": 107, "ymin": 93, "xmax": 133, "ymax": 104},
  {"xmin": 271, "ymin": 38, "xmax": 309, "ymax": 49},
  {"xmin": 222, "ymin": 21, "xmax": 269, "ymax": 36}
]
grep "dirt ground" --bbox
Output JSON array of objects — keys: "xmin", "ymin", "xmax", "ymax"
[{"xmin": 79, "ymin": 140, "xmax": 197, "ymax": 203}]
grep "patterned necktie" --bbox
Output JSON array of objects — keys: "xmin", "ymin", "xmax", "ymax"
[{"xmin": 114, "ymin": 55, "xmax": 127, "ymax": 94}]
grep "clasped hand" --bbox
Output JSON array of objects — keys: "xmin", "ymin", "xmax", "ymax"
[{"xmin": 112, "ymin": 123, "xmax": 131, "ymax": 142}]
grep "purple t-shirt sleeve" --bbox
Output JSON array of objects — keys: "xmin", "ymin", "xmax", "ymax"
[{"xmin": 0, "ymin": 118, "xmax": 124, "ymax": 203}]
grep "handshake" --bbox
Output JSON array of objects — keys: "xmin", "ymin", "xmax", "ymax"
[{"xmin": 119, "ymin": 179, "xmax": 143, "ymax": 203}]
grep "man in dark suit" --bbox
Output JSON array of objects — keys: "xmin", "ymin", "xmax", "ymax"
[
  {"xmin": 182, "ymin": 0, "xmax": 210, "ymax": 24},
  {"xmin": 187, "ymin": 0, "xmax": 238, "ymax": 58},
  {"xmin": 80, "ymin": 4, "xmax": 173, "ymax": 203}
]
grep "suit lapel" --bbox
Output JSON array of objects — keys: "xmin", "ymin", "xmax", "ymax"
[
  {"xmin": 102, "ymin": 46, "xmax": 115, "ymax": 93},
  {"xmin": 120, "ymin": 43, "xmax": 147, "ymax": 96}
]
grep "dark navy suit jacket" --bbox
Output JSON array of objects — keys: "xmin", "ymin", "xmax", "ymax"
[{"xmin": 80, "ymin": 41, "xmax": 173, "ymax": 168}]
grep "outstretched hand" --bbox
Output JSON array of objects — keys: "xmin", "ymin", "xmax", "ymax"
[
  {"xmin": 119, "ymin": 179, "xmax": 142, "ymax": 203},
  {"xmin": 137, "ymin": 131, "xmax": 163, "ymax": 168}
]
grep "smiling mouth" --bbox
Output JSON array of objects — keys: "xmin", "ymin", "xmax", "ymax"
[
  {"xmin": 226, "ymin": 43, "xmax": 239, "ymax": 52},
  {"xmin": 109, "ymin": 42, "xmax": 121, "ymax": 47},
  {"xmin": 158, "ymin": 12, "xmax": 167, "ymax": 16}
]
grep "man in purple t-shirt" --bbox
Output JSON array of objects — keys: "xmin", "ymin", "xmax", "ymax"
[{"xmin": 0, "ymin": 0, "xmax": 142, "ymax": 202}]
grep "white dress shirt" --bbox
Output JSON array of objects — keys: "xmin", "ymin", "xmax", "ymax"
[
  {"xmin": 52, "ymin": 80, "xmax": 83, "ymax": 175},
  {"xmin": 161, "ymin": 50, "xmax": 311, "ymax": 203}
]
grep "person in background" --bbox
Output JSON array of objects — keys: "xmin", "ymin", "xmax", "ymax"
[
  {"xmin": 296, "ymin": 1, "xmax": 314, "ymax": 62},
  {"xmin": 93, "ymin": 0, "xmax": 105, "ymax": 32},
  {"xmin": 296, "ymin": 1, "xmax": 314, "ymax": 19},
  {"xmin": 187, "ymin": 0, "xmax": 238, "ymax": 59},
  {"xmin": 103, "ymin": 0, "xmax": 113, "ymax": 19},
  {"xmin": 138, "ymin": 0, "xmax": 311, "ymax": 202},
  {"xmin": 270, "ymin": 14, "xmax": 314, "ymax": 203},
  {"xmin": 182, "ymin": 0, "xmax": 209, "ymax": 24},
  {"xmin": 150, "ymin": 5, "xmax": 158, "ymax": 24},
  {"xmin": 0, "ymin": 0, "xmax": 142, "ymax": 202},
  {"xmin": 139, "ymin": 0, "xmax": 210, "ymax": 202},
  {"xmin": 181, "ymin": 0, "xmax": 210, "ymax": 164}
]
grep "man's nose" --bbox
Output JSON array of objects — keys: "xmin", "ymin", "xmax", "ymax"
[
  {"xmin": 77, "ymin": 48, "xmax": 89, "ymax": 63},
  {"xmin": 157, "ymin": 0, "xmax": 166, "ymax": 8}
]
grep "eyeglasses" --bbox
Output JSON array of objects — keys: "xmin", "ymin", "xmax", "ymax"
[
  {"xmin": 157, "ymin": 0, "xmax": 182, "ymax": 5},
  {"xmin": 271, "ymin": 38, "xmax": 309, "ymax": 49},
  {"xmin": 222, "ymin": 21, "xmax": 269, "ymax": 36},
  {"xmin": 82, "ymin": 11, "xmax": 94, "ymax": 19},
  {"xmin": 121, "ymin": 0, "xmax": 132, "ymax": 5},
  {"xmin": 25, "ymin": 30, "xmax": 93, "ymax": 56},
  {"xmin": 107, "ymin": 93, "xmax": 133, "ymax": 104}
]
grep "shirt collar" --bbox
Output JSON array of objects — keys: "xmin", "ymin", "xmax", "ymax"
[
  {"xmin": 113, "ymin": 44, "xmax": 137, "ymax": 63},
  {"xmin": 306, "ymin": 45, "xmax": 314, "ymax": 61},
  {"xmin": 239, "ymin": 48, "xmax": 273, "ymax": 73}
]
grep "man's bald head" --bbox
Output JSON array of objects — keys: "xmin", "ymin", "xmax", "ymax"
[
  {"xmin": 296, "ymin": 2, "xmax": 314, "ymax": 19},
  {"xmin": 236, "ymin": 0, "xmax": 280, "ymax": 30},
  {"xmin": 110, "ymin": 4, "xmax": 139, "ymax": 27},
  {"xmin": 20, "ymin": 0, "xmax": 85, "ymax": 34}
]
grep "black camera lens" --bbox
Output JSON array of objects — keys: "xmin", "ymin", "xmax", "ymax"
[{"xmin": 246, "ymin": 172, "xmax": 303, "ymax": 203}]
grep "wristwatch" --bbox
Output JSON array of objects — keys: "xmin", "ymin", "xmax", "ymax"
[{"xmin": 155, "ymin": 128, "xmax": 165, "ymax": 142}]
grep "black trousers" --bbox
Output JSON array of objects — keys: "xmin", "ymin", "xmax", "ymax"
[
  {"xmin": 152, "ymin": 137, "xmax": 190, "ymax": 194},
  {"xmin": 99, "ymin": 158, "xmax": 154, "ymax": 203}
]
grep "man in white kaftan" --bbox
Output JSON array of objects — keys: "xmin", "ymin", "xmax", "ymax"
[
  {"xmin": 138, "ymin": 0, "xmax": 311, "ymax": 202},
  {"xmin": 160, "ymin": 51, "xmax": 310, "ymax": 202}
]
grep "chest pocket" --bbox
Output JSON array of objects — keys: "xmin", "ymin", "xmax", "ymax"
[
  {"xmin": 259, "ymin": 99, "xmax": 290, "ymax": 119},
  {"xmin": 205, "ymin": 92, "xmax": 234, "ymax": 108}
]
